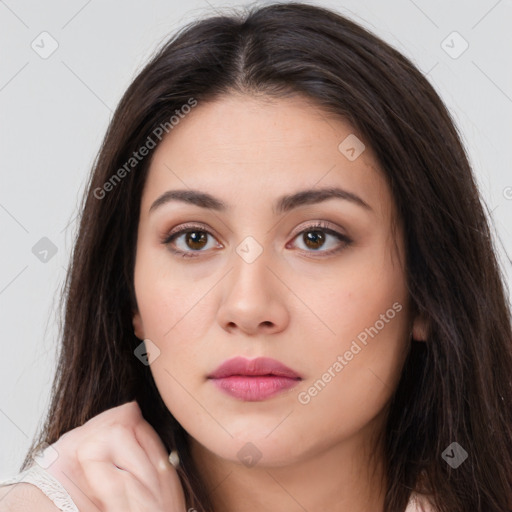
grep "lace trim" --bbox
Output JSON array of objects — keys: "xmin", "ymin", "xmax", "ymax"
[{"xmin": 0, "ymin": 464, "xmax": 79, "ymax": 512}]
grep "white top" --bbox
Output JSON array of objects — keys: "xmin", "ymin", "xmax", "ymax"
[
  {"xmin": 0, "ymin": 464, "xmax": 79, "ymax": 511},
  {"xmin": 0, "ymin": 465, "xmax": 435, "ymax": 511}
]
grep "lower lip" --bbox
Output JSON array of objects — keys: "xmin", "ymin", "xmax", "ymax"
[{"xmin": 209, "ymin": 376, "xmax": 300, "ymax": 401}]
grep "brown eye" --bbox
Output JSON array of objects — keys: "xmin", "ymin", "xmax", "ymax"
[
  {"xmin": 184, "ymin": 231, "xmax": 208, "ymax": 250},
  {"xmin": 302, "ymin": 230, "xmax": 326, "ymax": 250},
  {"xmin": 162, "ymin": 225, "xmax": 221, "ymax": 257},
  {"xmin": 289, "ymin": 223, "xmax": 352, "ymax": 255}
]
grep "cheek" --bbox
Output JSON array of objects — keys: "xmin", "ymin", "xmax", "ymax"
[
  {"xmin": 133, "ymin": 252, "xmax": 221, "ymax": 403},
  {"xmin": 306, "ymin": 240, "xmax": 408, "ymax": 353},
  {"xmin": 292, "ymin": 242, "xmax": 409, "ymax": 425},
  {"xmin": 134, "ymin": 244, "xmax": 214, "ymax": 340},
  {"xmin": 135, "ymin": 269, "xmax": 212, "ymax": 427},
  {"xmin": 292, "ymin": 295, "xmax": 408, "ymax": 452}
]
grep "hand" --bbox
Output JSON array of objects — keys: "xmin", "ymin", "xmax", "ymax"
[{"xmin": 39, "ymin": 400, "xmax": 187, "ymax": 512}]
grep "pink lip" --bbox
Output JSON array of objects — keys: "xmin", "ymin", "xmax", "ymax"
[{"xmin": 207, "ymin": 356, "xmax": 302, "ymax": 401}]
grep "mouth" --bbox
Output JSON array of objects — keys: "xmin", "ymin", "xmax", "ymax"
[{"xmin": 207, "ymin": 356, "xmax": 302, "ymax": 401}]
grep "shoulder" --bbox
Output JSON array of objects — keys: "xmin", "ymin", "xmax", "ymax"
[{"xmin": 0, "ymin": 483, "xmax": 60, "ymax": 511}]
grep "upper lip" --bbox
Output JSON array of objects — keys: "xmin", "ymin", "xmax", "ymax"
[{"xmin": 207, "ymin": 356, "xmax": 302, "ymax": 379}]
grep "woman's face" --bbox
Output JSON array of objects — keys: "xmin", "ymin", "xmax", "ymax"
[{"xmin": 132, "ymin": 93, "xmax": 423, "ymax": 467}]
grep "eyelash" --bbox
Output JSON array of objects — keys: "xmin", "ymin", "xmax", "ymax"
[{"xmin": 161, "ymin": 221, "xmax": 352, "ymax": 259}]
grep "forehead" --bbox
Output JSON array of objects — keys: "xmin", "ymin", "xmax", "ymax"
[{"xmin": 142, "ymin": 93, "xmax": 392, "ymax": 220}]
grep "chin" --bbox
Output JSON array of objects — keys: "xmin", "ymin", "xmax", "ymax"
[{"xmin": 203, "ymin": 432, "xmax": 307, "ymax": 469}]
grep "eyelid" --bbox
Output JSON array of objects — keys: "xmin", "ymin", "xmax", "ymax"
[
  {"xmin": 162, "ymin": 222, "xmax": 221, "ymax": 243},
  {"xmin": 289, "ymin": 219, "xmax": 347, "ymax": 239}
]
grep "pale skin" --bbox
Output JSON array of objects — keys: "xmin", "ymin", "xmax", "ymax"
[
  {"xmin": 132, "ymin": 93, "xmax": 427, "ymax": 512},
  {"xmin": 0, "ymin": 93, "xmax": 427, "ymax": 512},
  {"xmin": 0, "ymin": 401, "xmax": 187, "ymax": 512}
]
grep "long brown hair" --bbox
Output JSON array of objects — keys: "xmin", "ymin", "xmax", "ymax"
[{"xmin": 21, "ymin": 3, "xmax": 512, "ymax": 511}]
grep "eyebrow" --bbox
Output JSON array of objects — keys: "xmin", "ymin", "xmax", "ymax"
[{"xmin": 149, "ymin": 187, "xmax": 372, "ymax": 215}]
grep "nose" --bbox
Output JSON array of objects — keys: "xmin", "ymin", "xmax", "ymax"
[{"xmin": 216, "ymin": 246, "xmax": 290, "ymax": 336}]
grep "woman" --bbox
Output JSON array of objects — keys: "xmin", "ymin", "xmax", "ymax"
[{"xmin": 1, "ymin": 2, "xmax": 511, "ymax": 511}]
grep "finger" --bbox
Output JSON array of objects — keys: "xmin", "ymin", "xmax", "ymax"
[
  {"xmin": 123, "ymin": 469, "xmax": 166, "ymax": 512},
  {"xmin": 48, "ymin": 459, "xmax": 104, "ymax": 512},
  {"xmin": 81, "ymin": 401, "xmax": 141, "ymax": 431},
  {"xmin": 133, "ymin": 416, "xmax": 172, "ymax": 474},
  {"xmin": 77, "ymin": 424, "xmax": 161, "ymax": 500},
  {"xmin": 82, "ymin": 459, "xmax": 152, "ymax": 512},
  {"xmin": 132, "ymin": 418, "xmax": 187, "ymax": 506}
]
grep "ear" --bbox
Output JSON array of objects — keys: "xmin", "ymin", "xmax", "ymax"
[
  {"xmin": 132, "ymin": 309, "xmax": 144, "ymax": 340},
  {"xmin": 411, "ymin": 312, "xmax": 428, "ymax": 342}
]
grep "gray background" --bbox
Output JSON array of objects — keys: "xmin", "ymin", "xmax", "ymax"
[{"xmin": 1, "ymin": 0, "xmax": 511, "ymax": 477}]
